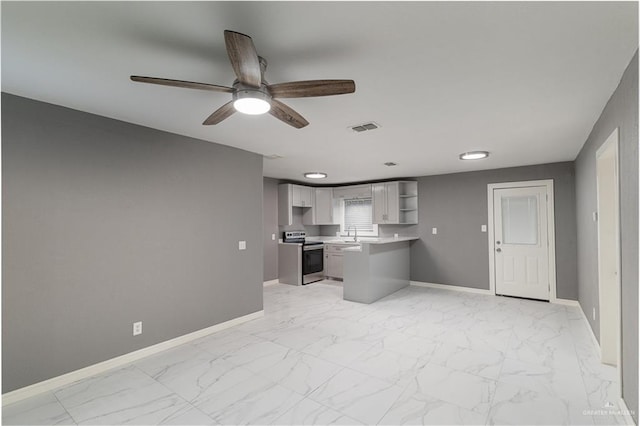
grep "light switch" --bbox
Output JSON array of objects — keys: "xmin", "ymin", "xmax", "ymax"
[
  {"xmin": 271, "ymin": 234, "xmax": 276, "ymax": 241},
  {"xmin": 481, "ymin": 225, "xmax": 487, "ymax": 232},
  {"xmin": 239, "ymin": 241, "xmax": 246, "ymax": 250},
  {"xmin": 432, "ymin": 227, "xmax": 437, "ymax": 235},
  {"xmin": 592, "ymin": 212, "xmax": 598, "ymax": 222}
]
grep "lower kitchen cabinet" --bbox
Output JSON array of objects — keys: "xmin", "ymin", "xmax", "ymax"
[
  {"xmin": 324, "ymin": 243, "xmax": 359, "ymax": 279},
  {"xmin": 326, "ymin": 252, "xmax": 343, "ymax": 279}
]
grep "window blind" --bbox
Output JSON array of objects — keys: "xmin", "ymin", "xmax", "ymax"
[{"xmin": 344, "ymin": 198, "xmax": 374, "ymax": 232}]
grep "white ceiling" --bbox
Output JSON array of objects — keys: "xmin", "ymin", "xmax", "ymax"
[{"xmin": 2, "ymin": 1, "xmax": 637, "ymax": 184}]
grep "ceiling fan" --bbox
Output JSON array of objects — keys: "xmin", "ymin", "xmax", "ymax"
[{"xmin": 131, "ymin": 30, "xmax": 356, "ymax": 129}]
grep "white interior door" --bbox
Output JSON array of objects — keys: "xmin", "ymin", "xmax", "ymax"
[{"xmin": 493, "ymin": 186, "xmax": 550, "ymax": 300}]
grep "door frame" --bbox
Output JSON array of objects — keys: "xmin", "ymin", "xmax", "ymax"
[
  {"xmin": 487, "ymin": 179, "xmax": 557, "ymax": 301},
  {"xmin": 595, "ymin": 127, "xmax": 621, "ymax": 390}
]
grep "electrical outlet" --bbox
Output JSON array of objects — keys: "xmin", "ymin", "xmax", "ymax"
[
  {"xmin": 592, "ymin": 308, "xmax": 596, "ymax": 321},
  {"xmin": 481, "ymin": 225, "xmax": 487, "ymax": 232},
  {"xmin": 133, "ymin": 321, "xmax": 142, "ymax": 336},
  {"xmin": 394, "ymin": 233, "xmax": 399, "ymax": 238},
  {"xmin": 239, "ymin": 241, "xmax": 246, "ymax": 250},
  {"xmin": 432, "ymin": 227, "xmax": 438, "ymax": 235}
]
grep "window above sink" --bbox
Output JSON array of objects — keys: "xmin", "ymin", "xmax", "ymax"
[{"xmin": 339, "ymin": 197, "xmax": 379, "ymax": 237}]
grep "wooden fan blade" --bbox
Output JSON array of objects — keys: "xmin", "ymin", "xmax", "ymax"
[
  {"xmin": 130, "ymin": 76, "xmax": 233, "ymax": 93},
  {"xmin": 269, "ymin": 80, "xmax": 355, "ymax": 98},
  {"xmin": 269, "ymin": 100, "xmax": 309, "ymax": 129},
  {"xmin": 203, "ymin": 101, "xmax": 236, "ymax": 125},
  {"xmin": 224, "ymin": 30, "xmax": 261, "ymax": 88}
]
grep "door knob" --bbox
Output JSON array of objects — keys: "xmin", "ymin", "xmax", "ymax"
[{"xmin": 496, "ymin": 248, "xmax": 502, "ymax": 253}]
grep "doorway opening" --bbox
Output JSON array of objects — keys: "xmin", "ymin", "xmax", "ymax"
[{"xmin": 595, "ymin": 128, "xmax": 621, "ymax": 377}]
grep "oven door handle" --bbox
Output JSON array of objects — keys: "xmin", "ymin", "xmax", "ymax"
[{"xmin": 303, "ymin": 245, "xmax": 324, "ymax": 251}]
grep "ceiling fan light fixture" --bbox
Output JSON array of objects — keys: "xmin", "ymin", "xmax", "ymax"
[
  {"xmin": 459, "ymin": 151, "xmax": 489, "ymax": 160},
  {"xmin": 304, "ymin": 172, "xmax": 327, "ymax": 179},
  {"xmin": 233, "ymin": 89, "xmax": 271, "ymax": 115},
  {"xmin": 131, "ymin": 30, "xmax": 355, "ymax": 128}
]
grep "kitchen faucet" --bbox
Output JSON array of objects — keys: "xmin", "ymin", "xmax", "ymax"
[{"xmin": 347, "ymin": 225, "xmax": 358, "ymax": 242}]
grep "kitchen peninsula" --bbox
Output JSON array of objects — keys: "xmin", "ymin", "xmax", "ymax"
[{"xmin": 342, "ymin": 237, "xmax": 418, "ymax": 304}]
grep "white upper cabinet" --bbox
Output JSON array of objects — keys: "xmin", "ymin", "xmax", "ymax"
[
  {"xmin": 280, "ymin": 181, "xmax": 416, "ymax": 226},
  {"xmin": 373, "ymin": 181, "xmax": 418, "ymax": 224},
  {"xmin": 313, "ymin": 187, "xmax": 337, "ymax": 225},
  {"xmin": 279, "ymin": 183, "xmax": 314, "ymax": 225},
  {"xmin": 302, "ymin": 187, "xmax": 336, "ymax": 225},
  {"xmin": 332, "ymin": 184, "xmax": 372, "ymax": 200},
  {"xmin": 291, "ymin": 184, "xmax": 313, "ymax": 207},
  {"xmin": 373, "ymin": 182, "xmax": 396, "ymax": 224}
]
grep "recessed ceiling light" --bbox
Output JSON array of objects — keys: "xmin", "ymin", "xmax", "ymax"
[
  {"xmin": 459, "ymin": 151, "xmax": 489, "ymax": 160},
  {"xmin": 304, "ymin": 172, "xmax": 327, "ymax": 179}
]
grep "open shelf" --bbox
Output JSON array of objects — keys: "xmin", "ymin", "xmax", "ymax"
[{"xmin": 398, "ymin": 181, "xmax": 418, "ymax": 224}]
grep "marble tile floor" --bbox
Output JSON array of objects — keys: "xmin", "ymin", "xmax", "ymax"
[{"xmin": 3, "ymin": 282, "xmax": 628, "ymax": 425}]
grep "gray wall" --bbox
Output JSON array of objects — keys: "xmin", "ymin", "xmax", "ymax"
[
  {"xmin": 263, "ymin": 177, "xmax": 279, "ymax": 281},
  {"xmin": 410, "ymin": 162, "xmax": 577, "ymax": 300},
  {"xmin": 575, "ymin": 51, "xmax": 638, "ymax": 422},
  {"xmin": 2, "ymin": 93, "xmax": 264, "ymax": 393}
]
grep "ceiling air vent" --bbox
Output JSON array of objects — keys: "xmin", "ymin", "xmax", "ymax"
[
  {"xmin": 349, "ymin": 122, "xmax": 380, "ymax": 133},
  {"xmin": 384, "ymin": 162, "xmax": 397, "ymax": 167}
]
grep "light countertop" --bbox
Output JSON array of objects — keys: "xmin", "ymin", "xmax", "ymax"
[{"xmin": 306, "ymin": 236, "xmax": 419, "ymax": 245}]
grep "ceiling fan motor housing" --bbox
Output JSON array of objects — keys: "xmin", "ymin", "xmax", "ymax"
[{"xmin": 233, "ymin": 82, "xmax": 272, "ymax": 100}]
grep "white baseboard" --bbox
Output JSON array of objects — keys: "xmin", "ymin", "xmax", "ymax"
[
  {"xmin": 263, "ymin": 279, "xmax": 279, "ymax": 287},
  {"xmin": 2, "ymin": 310, "xmax": 264, "ymax": 406},
  {"xmin": 551, "ymin": 298, "xmax": 580, "ymax": 307},
  {"xmin": 577, "ymin": 302, "xmax": 601, "ymax": 359},
  {"xmin": 410, "ymin": 281, "xmax": 493, "ymax": 295},
  {"xmin": 618, "ymin": 397, "xmax": 637, "ymax": 425},
  {"xmin": 411, "ymin": 283, "xmax": 581, "ymax": 308},
  {"xmin": 411, "ymin": 282, "xmax": 583, "ymax": 309},
  {"xmin": 561, "ymin": 300, "xmax": 600, "ymax": 359}
]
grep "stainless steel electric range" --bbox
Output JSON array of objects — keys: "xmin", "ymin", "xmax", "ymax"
[{"xmin": 280, "ymin": 231, "xmax": 324, "ymax": 285}]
